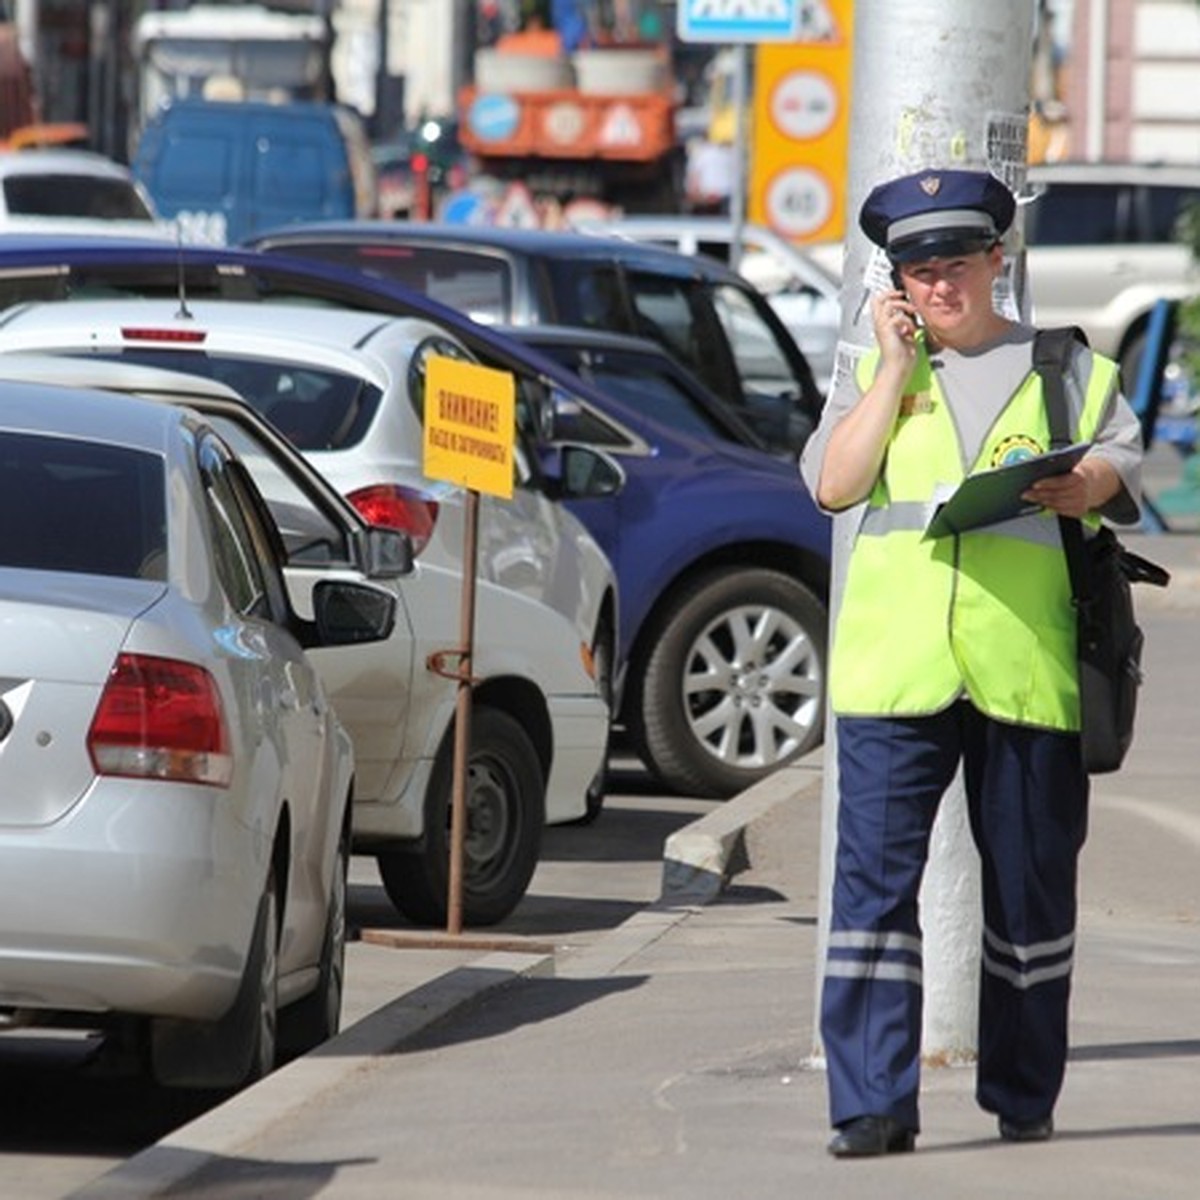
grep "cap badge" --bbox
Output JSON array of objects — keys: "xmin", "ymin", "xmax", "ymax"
[{"xmin": 919, "ymin": 175, "xmax": 941, "ymax": 196}]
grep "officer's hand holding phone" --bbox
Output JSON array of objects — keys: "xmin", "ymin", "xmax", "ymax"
[{"xmin": 871, "ymin": 287, "xmax": 919, "ymax": 372}]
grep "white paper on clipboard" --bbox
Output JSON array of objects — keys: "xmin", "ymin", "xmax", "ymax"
[{"xmin": 924, "ymin": 442, "xmax": 1091, "ymax": 538}]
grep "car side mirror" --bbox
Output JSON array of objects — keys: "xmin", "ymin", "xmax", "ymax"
[
  {"xmin": 541, "ymin": 443, "xmax": 625, "ymax": 500},
  {"xmin": 308, "ymin": 579, "xmax": 398, "ymax": 646},
  {"xmin": 358, "ymin": 526, "xmax": 414, "ymax": 580}
]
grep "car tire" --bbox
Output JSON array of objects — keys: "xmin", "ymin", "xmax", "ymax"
[
  {"xmin": 245, "ymin": 874, "xmax": 281, "ymax": 1084},
  {"xmin": 635, "ymin": 568, "xmax": 826, "ymax": 799},
  {"xmin": 150, "ymin": 866, "xmax": 279, "ymax": 1089},
  {"xmin": 377, "ymin": 707, "xmax": 545, "ymax": 927},
  {"xmin": 578, "ymin": 617, "xmax": 615, "ymax": 825},
  {"xmin": 278, "ymin": 816, "xmax": 348, "ymax": 1061}
]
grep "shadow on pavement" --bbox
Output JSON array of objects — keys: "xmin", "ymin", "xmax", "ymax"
[
  {"xmin": 146, "ymin": 1147, "xmax": 376, "ymax": 1199},
  {"xmin": 390, "ymin": 973, "xmax": 648, "ymax": 1054},
  {"xmin": 1069, "ymin": 1037, "xmax": 1200, "ymax": 1062},
  {"xmin": 348, "ymin": 883, "xmax": 647, "ymax": 937}
]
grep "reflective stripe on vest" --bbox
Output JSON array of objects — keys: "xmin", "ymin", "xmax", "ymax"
[{"xmin": 830, "ymin": 337, "xmax": 1117, "ymax": 728}]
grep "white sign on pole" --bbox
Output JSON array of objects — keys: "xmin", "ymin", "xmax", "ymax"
[{"xmin": 677, "ymin": 0, "xmax": 805, "ymax": 43}]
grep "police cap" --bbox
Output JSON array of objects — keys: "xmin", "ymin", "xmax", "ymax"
[{"xmin": 859, "ymin": 168, "xmax": 1016, "ymax": 264}]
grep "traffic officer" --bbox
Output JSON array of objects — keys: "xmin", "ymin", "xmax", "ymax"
[{"xmin": 798, "ymin": 168, "xmax": 1144, "ymax": 1157}]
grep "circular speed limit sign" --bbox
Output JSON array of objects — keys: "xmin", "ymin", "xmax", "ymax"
[
  {"xmin": 770, "ymin": 70, "xmax": 838, "ymax": 141},
  {"xmin": 764, "ymin": 166, "xmax": 833, "ymax": 238}
]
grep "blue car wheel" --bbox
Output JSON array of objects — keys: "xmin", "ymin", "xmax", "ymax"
[{"xmin": 636, "ymin": 567, "xmax": 826, "ymax": 798}]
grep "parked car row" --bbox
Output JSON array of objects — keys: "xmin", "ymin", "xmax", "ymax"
[
  {"xmin": 0, "ymin": 234, "xmax": 833, "ymax": 802},
  {"xmin": 245, "ymin": 222, "xmax": 827, "ymax": 456},
  {"xmin": 0, "ymin": 363, "xmax": 401, "ymax": 1088},
  {"xmin": 0, "ymin": 220, "xmax": 835, "ymax": 1089}
]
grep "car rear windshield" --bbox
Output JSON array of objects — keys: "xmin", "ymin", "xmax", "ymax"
[
  {"xmin": 0, "ymin": 432, "xmax": 165, "ymax": 578},
  {"xmin": 3, "ymin": 174, "xmax": 155, "ymax": 221},
  {"xmin": 87, "ymin": 350, "xmax": 384, "ymax": 452},
  {"xmin": 267, "ymin": 241, "xmax": 513, "ymax": 324}
]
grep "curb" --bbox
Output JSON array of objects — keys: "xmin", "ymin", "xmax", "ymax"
[
  {"xmin": 69, "ymin": 762, "xmax": 816, "ymax": 1198},
  {"xmin": 70, "ymin": 951, "xmax": 553, "ymax": 1199},
  {"xmin": 661, "ymin": 750, "xmax": 823, "ymax": 903}
]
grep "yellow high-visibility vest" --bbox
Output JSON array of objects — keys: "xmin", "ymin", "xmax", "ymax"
[{"xmin": 831, "ymin": 337, "xmax": 1117, "ymax": 729}]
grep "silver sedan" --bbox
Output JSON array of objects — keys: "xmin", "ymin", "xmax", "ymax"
[{"xmin": 0, "ymin": 380, "xmax": 398, "ymax": 1088}]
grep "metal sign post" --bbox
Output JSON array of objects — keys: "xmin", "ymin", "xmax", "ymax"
[
  {"xmin": 445, "ymin": 487, "xmax": 478, "ymax": 936},
  {"xmin": 422, "ymin": 355, "xmax": 515, "ymax": 935}
]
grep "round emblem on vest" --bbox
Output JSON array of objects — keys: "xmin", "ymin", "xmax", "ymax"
[{"xmin": 991, "ymin": 434, "xmax": 1044, "ymax": 468}]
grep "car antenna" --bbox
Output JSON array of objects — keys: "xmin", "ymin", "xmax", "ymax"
[{"xmin": 174, "ymin": 221, "xmax": 193, "ymax": 320}]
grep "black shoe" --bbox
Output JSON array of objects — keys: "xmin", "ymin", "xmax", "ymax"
[
  {"xmin": 998, "ymin": 1115, "xmax": 1054, "ymax": 1143},
  {"xmin": 827, "ymin": 1115, "xmax": 916, "ymax": 1158}
]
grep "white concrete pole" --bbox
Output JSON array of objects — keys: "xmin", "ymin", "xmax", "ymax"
[{"xmin": 812, "ymin": 0, "xmax": 1037, "ymax": 1065}]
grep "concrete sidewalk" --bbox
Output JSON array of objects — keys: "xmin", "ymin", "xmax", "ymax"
[{"xmin": 74, "ymin": 532, "xmax": 1200, "ymax": 1199}]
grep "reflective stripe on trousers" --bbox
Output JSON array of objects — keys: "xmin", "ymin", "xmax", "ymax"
[{"xmin": 820, "ymin": 701, "xmax": 1088, "ymax": 1131}]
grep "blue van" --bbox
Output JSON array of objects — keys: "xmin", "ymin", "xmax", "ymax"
[{"xmin": 133, "ymin": 99, "xmax": 375, "ymax": 245}]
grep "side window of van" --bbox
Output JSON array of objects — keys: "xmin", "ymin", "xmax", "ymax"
[
  {"xmin": 256, "ymin": 135, "xmax": 329, "ymax": 205},
  {"xmin": 1025, "ymin": 183, "xmax": 1130, "ymax": 245},
  {"xmin": 1143, "ymin": 185, "xmax": 1197, "ymax": 242},
  {"xmin": 159, "ymin": 132, "xmax": 232, "ymax": 201}
]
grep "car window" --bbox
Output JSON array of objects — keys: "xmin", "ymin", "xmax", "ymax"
[
  {"xmin": 535, "ymin": 344, "xmax": 735, "ymax": 444},
  {"xmin": 87, "ymin": 349, "xmax": 383, "ymax": 451},
  {"xmin": 272, "ymin": 241, "xmax": 513, "ymax": 323},
  {"xmin": 1024, "ymin": 183, "xmax": 1131, "ymax": 245},
  {"xmin": 205, "ymin": 415, "xmax": 356, "ymax": 567},
  {"xmin": 696, "ymin": 238, "xmax": 733, "ymax": 265},
  {"xmin": 623, "ymin": 273, "xmax": 703, "ymax": 368},
  {"xmin": 545, "ymin": 385, "xmax": 638, "ymax": 448},
  {"xmin": 710, "ymin": 282, "xmax": 815, "ymax": 451},
  {"xmin": 560, "ymin": 265, "xmax": 630, "ymax": 332},
  {"xmin": 199, "ymin": 438, "xmax": 272, "ymax": 619},
  {"xmin": 711, "ymin": 283, "xmax": 799, "ymax": 392},
  {"xmin": 0, "ymin": 432, "xmax": 166, "ymax": 579},
  {"xmin": 2, "ymin": 174, "xmax": 155, "ymax": 221},
  {"xmin": 1142, "ymin": 185, "xmax": 1199, "ymax": 243}
]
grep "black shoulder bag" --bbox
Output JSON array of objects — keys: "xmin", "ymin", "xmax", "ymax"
[{"xmin": 1032, "ymin": 327, "xmax": 1170, "ymax": 774}]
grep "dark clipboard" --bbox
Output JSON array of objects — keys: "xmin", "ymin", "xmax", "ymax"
[{"xmin": 924, "ymin": 442, "xmax": 1092, "ymax": 538}]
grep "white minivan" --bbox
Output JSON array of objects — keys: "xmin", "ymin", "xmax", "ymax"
[{"xmin": 1023, "ymin": 161, "xmax": 1200, "ymax": 387}]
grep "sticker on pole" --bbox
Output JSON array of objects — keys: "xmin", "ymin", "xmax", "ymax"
[{"xmin": 423, "ymin": 356, "xmax": 515, "ymax": 498}]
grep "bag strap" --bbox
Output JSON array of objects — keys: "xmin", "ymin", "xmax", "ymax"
[
  {"xmin": 1032, "ymin": 328, "xmax": 1170, "ymax": 594},
  {"xmin": 1032, "ymin": 327, "xmax": 1090, "ymax": 600}
]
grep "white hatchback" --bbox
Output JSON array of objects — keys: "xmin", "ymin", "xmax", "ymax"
[
  {"xmin": 0, "ymin": 148, "xmax": 175, "ymax": 239},
  {"xmin": 0, "ymin": 303, "xmax": 618, "ymax": 928}
]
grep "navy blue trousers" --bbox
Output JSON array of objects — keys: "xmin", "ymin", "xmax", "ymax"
[{"xmin": 821, "ymin": 701, "xmax": 1089, "ymax": 1133}]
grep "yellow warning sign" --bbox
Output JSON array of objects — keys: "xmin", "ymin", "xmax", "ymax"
[
  {"xmin": 423, "ymin": 356, "xmax": 515, "ymax": 498},
  {"xmin": 749, "ymin": 0, "xmax": 853, "ymax": 244}
]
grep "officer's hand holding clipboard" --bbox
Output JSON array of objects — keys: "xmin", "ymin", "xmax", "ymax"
[{"xmin": 924, "ymin": 442, "xmax": 1092, "ymax": 538}]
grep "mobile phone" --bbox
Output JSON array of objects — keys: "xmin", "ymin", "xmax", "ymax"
[{"xmin": 889, "ymin": 266, "xmax": 921, "ymax": 327}]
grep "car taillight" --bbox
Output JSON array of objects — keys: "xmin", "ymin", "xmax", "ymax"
[
  {"xmin": 346, "ymin": 485, "xmax": 439, "ymax": 556},
  {"xmin": 87, "ymin": 653, "xmax": 233, "ymax": 788}
]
